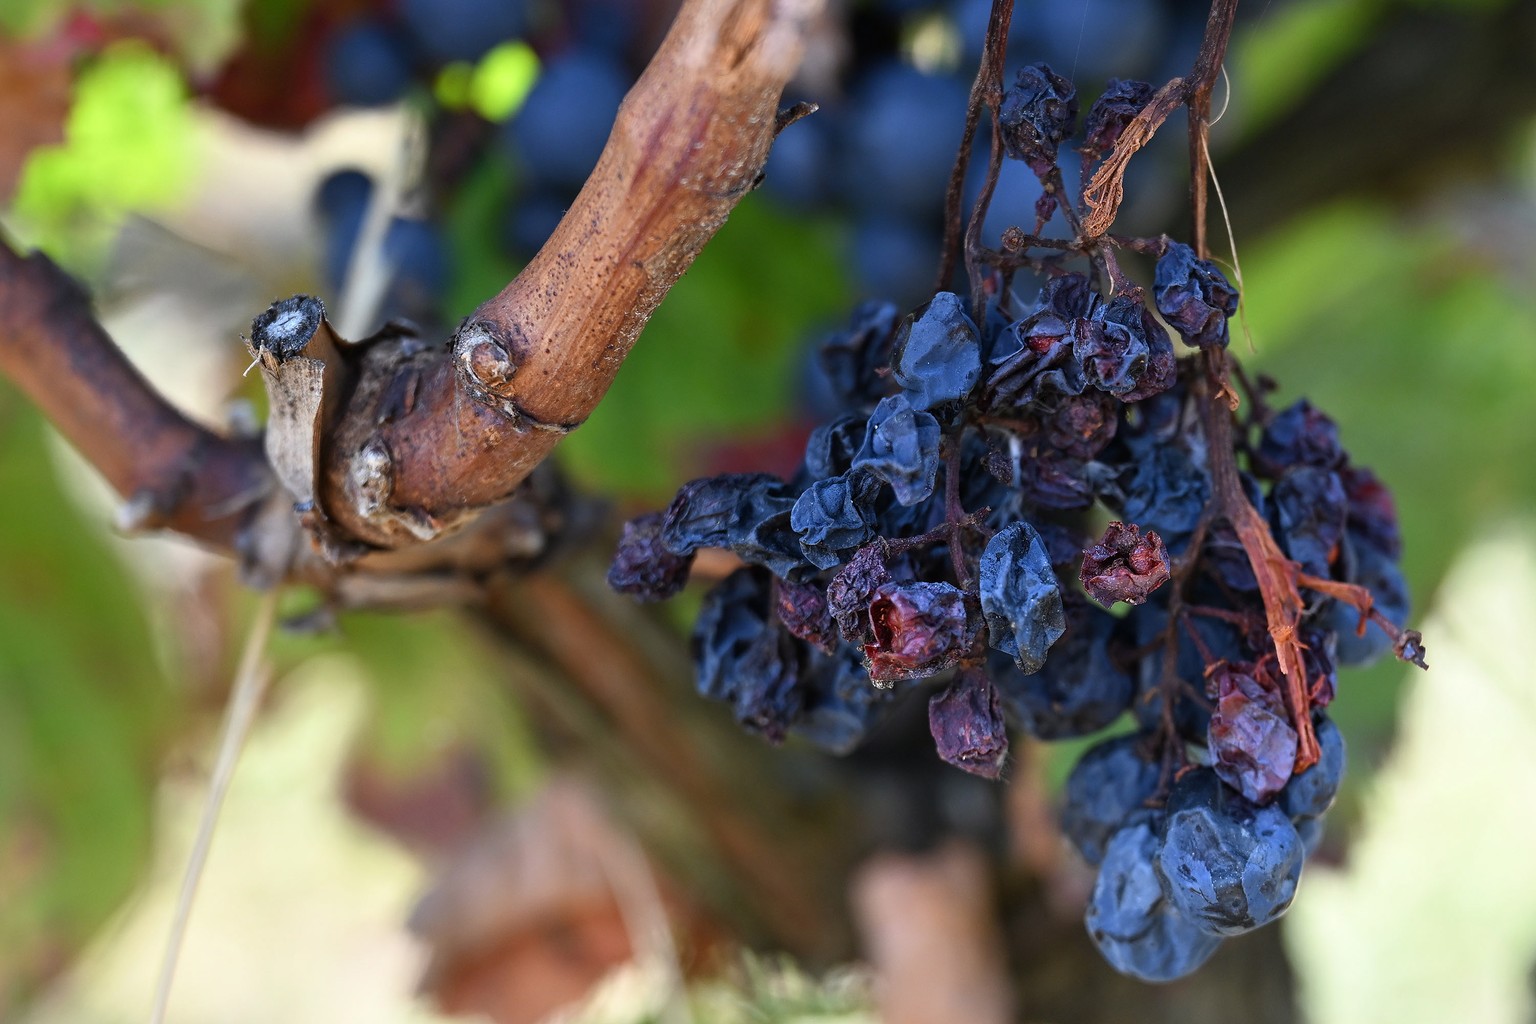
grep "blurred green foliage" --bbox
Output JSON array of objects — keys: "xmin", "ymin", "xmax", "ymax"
[
  {"xmin": 1, "ymin": 0, "xmax": 243, "ymax": 70},
  {"xmin": 11, "ymin": 43, "xmax": 194, "ymax": 268},
  {"xmin": 0, "ymin": 400, "xmax": 173, "ymax": 1006},
  {"xmin": 328, "ymin": 609, "xmax": 544, "ymax": 799},
  {"xmin": 434, "ymin": 41, "xmax": 541, "ymax": 122}
]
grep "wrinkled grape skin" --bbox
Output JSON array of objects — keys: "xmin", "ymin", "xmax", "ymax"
[
  {"xmin": 1154, "ymin": 241, "xmax": 1240, "ymax": 350},
  {"xmin": 1158, "ymin": 771, "xmax": 1305, "ymax": 937},
  {"xmin": 853, "ymin": 395, "xmax": 943, "ymax": 507},
  {"xmin": 602, "ymin": 213, "xmax": 1418, "ymax": 987},
  {"xmin": 1083, "ymin": 79, "xmax": 1154, "ymax": 158},
  {"xmin": 862, "ymin": 581, "xmax": 973, "ymax": 684},
  {"xmin": 979, "ymin": 522, "xmax": 1066, "ymax": 674},
  {"xmin": 1080, "ymin": 521, "xmax": 1171, "ymax": 608},
  {"xmin": 608, "ymin": 512, "xmax": 694, "ymax": 601},
  {"xmin": 891, "ymin": 292, "xmax": 983, "ymax": 411},
  {"xmin": 1207, "ymin": 666, "xmax": 1297, "ymax": 804},
  {"xmin": 929, "ymin": 669, "xmax": 1009, "ymax": 779},
  {"xmin": 998, "ymin": 63, "xmax": 1078, "ymax": 175},
  {"xmin": 1086, "ymin": 824, "xmax": 1223, "ymax": 983},
  {"xmin": 791, "ymin": 474, "xmax": 877, "ymax": 569}
]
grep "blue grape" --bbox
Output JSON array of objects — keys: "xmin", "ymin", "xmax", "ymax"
[
  {"xmin": 1129, "ymin": 601, "xmax": 1245, "ymax": 740},
  {"xmin": 983, "ymin": 273, "xmax": 1095, "ymax": 410},
  {"xmin": 1157, "ymin": 769, "xmax": 1304, "ymax": 937},
  {"xmin": 1121, "ymin": 442, "xmax": 1211, "ymax": 550},
  {"xmin": 990, "ymin": 599, "xmax": 1132, "ymax": 739},
  {"xmin": 609, "ymin": 511, "xmax": 693, "ymax": 601},
  {"xmin": 1076, "ymin": 293, "xmax": 1176, "ymax": 402},
  {"xmin": 792, "ymin": 645, "xmax": 894, "ymax": 755},
  {"xmin": 1083, "ymin": 79, "xmax": 1155, "ymax": 158},
  {"xmin": 661, "ymin": 473, "xmax": 808, "ymax": 579},
  {"xmin": 801, "ymin": 414, "xmax": 867, "ymax": 481},
  {"xmin": 891, "ymin": 291, "xmax": 982, "ymax": 410},
  {"xmin": 1294, "ymin": 815, "xmax": 1326, "ymax": 857},
  {"xmin": 693, "ymin": 567, "xmax": 772, "ymax": 702},
  {"xmin": 929, "ymin": 668, "xmax": 1010, "ymax": 778},
  {"xmin": 851, "ymin": 394, "xmax": 943, "ymax": 506},
  {"xmin": 997, "ymin": 63, "xmax": 1077, "ymax": 175},
  {"xmin": 326, "ymin": 21, "xmax": 414, "ymax": 107},
  {"xmin": 398, "ymin": 0, "xmax": 526, "ymax": 63},
  {"xmin": 1272, "ymin": 465, "xmax": 1347, "ymax": 579},
  {"xmin": 1061, "ymin": 732, "xmax": 1162, "ymax": 867},
  {"xmin": 692, "ymin": 568, "xmax": 805, "ymax": 742},
  {"xmin": 1154, "ymin": 240, "xmax": 1239, "ymax": 349},
  {"xmin": 862, "ymin": 581, "xmax": 974, "ymax": 683},
  {"xmin": 505, "ymin": 49, "xmax": 629, "ymax": 191},
  {"xmin": 791, "ymin": 474, "xmax": 879, "ymax": 569},
  {"xmin": 978, "ymin": 521, "xmax": 1065, "ymax": 673},
  {"xmin": 817, "ymin": 300, "xmax": 900, "ymax": 411},
  {"xmin": 1278, "ymin": 716, "xmax": 1346, "ymax": 820},
  {"xmin": 1086, "ymin": 823, "xmax": 1222, "ymax": 983},
  {"xmin": 1207, "ymin": 664, "xmax": 1297, "ymax": 804},
  {"xmin": 1253, "ymin": 399, "xmax": 1345, "ymax": 477},
  {"xmin": 1329, "ymin": 532, "xmax": 1410, "ymax": 666},
  {"xmin": 314, "ymin": 168, "xmax": 448, "ymax": 317}
]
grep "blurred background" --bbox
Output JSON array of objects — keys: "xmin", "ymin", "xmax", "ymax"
[{"xmin": 1, "ymin": 0, "xmax": 1534, "ymax": 1021}]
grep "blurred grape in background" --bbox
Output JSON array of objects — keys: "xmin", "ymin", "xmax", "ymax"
[{"xmin": 1, "ymin": 0, "xmax": 1535, "ymax": 1021}]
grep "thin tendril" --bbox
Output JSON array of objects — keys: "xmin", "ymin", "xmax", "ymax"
[
  {"xmin": 1210, "ymin": 63, "xmax": 1232, "ymax": 127},
  {"xmin": 149, "ymin": 588, "xmax": 280, "ymax": 1024}
]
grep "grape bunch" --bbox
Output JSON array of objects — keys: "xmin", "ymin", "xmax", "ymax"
[{"xmin": 610, "ymin": 61, "xmax": 1423, "ymax": 982}]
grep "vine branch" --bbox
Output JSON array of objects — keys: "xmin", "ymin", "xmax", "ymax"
[
  {"xmin": 0, "ymin": 0, "xmax": 825, "ymax": 582},
  {"xmin": 0, "ymin": 243, "xmax": 271, "ymax": 549}
]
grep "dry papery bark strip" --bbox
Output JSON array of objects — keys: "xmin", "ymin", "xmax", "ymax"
[{"xmin": 0, "ymin": 0, "xmax": 824, "ymax": 584}]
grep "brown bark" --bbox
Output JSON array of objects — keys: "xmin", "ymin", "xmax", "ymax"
[
  {"xmin": 320, "ymin": 0, "xmax": 822, "ymax": 549},
  {"xmin": 0, "ymin": 244, "xmax": 271, "ymax": 549},
  {"xmin": 0, "ymin": 0, "xmax": 823, "ymax": 566}
]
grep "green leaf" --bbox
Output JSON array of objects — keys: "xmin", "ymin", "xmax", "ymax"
[
  {"xmin": 0, "ymin": 399, "xmax": 173, "ymax": 995},
  {"xmin": 11, "ymin": 42, "xmax": 195, "ymax": 268},
  {"xmin": 1231, "ymin": 0, "xmax": 1382, "ymax": 136}
]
